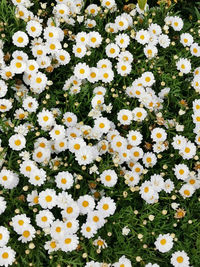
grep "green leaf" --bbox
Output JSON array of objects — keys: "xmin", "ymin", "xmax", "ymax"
[{"xmin": 138, "ymin": 0, "xmax": 147, "ymax": 10}]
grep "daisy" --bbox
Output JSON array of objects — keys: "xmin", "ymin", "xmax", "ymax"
[
  {"xmin": 64, "ymin": 219, "xmax": 79, "ymax": 234},
  {"xmin": 155, "ymin": 233, "xmax": 173, "ymax": 253},
  {"xmin": 96, "ymin": 196, "xmax": 116, "ymax": 217},
  {"xmin": 105, "ymin": 43, "xmax": 120, "ymax": 58},
  {"xmin": 118, "ymin": 51, "xmax": 133, "ymax": 64},
  {"xmin": 68, "ymin": 137, "xmax": 86, "ymax": 154},
  {"xmin": 113, "ymin": 255, "xmax": 132, "ymax": 267},
  {"xmin": 18, "ymin": 225, "xmax": 36, "ymax": 243},
  {"xmin": 115, "ymin": 33, "xmax": 130, "ymax": 48},
  {"xmin": 85, "ymin": 19, "xmax": 96, "ymax": 29},
  {"xmin": 81, "ymin": 222, "xmax": 97, "ymax": 239},
  {"xmin": 94, "ymin": 117, "xmax": 111, "ymax": 134},
  {"xmin": 174, "ymin": 164, "xmax": 189, "ymax": 180},
  {"xmin": 86, "ymin": 4, "xmax": 99, "ymax": 16},
  {"xmin": 32, "ymin": 147, "xmax": 51, "ymax": 163},
  {"xmin": 111, "ymin": 135, "xmax": 127, "ymax": 152},
  {"xmin": 8, "ymin": 134, "xmax": 26, "ymax": 151},
  {"xmin": 190, "ymin": 43, "xmax": 200, "ymax": 57},
  {"xmin": 26, "ymin": 20, "xmax": 42, "ymax": 38},
  {"xmin": 36, "ymin": 210, "xmax": 54, "ymax": 229},
  {"xmin": 88, "ymin": 32, "xmax": 102, "ymax": 48},
  {"xmin": 127, "ymin": 130, "xmax": 143, "ymax": 146},
  {"xmin": 49, "ymin": 125, "xmax": 65, "ymax": 140},
  {"xmin": 132, "ymin": 107, "xmax": 147, "ymax": 122},
  {"xmin": 53, "ymin": 4, "xmax": 70, "ymax": 17},
  {"xmin": 32, "ymin": 44, "xmax": 47, "ymax": 58},
  {"xmin": 148, "ymin": 23, "xmax": 162, "ymax": 36},
  {"xmin": 29, "ymin": 167, "xmax": 46, "ymax": 186},
  {"xmin": 22, "ymin": 96, "xmax": 38, "ymax": 113},
  {"xmin": 0, "ymin": 80, "xmax": 8, "ymax": 98},
  {"xmin": 75, "ymin": 32, "xmax": 88, "ymax": 46},
  {"xmin": 100, "ymin": 68, "xmax": 114, "ymax": 83},
  {"xmin": 74, "ymin": 62, "xmax": 90, "ymax": 80},
  {"xmin": 0, "ymin": 197, "xmax": 6, "ymax": 215},
  {"xmin": 141, "ymin": 72, "xmax": 155, "ymax": 87},
  {"xmin": 58, "ymin": 234, "xmax": 79, "ymax": 252},
  {"xmin": 143, "ymin": 152, "xmax": 157, "ymax": 168},
  {"xmin": 87, "ymin": 210, "xmax": 106, "ymax": 229},
  {"xmin": 19, "ymin": 160, "xmax": 36, "ymax": 177},
  {"xmin": 179, "ymin": 141, "xmax": 196, "ymax": 159},
  {"xmin": 124, "ymin": 171, "xmax": 140, "ymax": 187},
  {"xmin": 171, "ymin": 16, "xmax": 183, "ymax": 31},
  {"xmin": 116, "ymin": 61, "xmax": 132, "ymax": 76},
  {"xmin": 117, "ymin": 109, "xmax": 133, "ymax": 125},
  {"xmin": 176, "ymin": 58, "xmax": 191, "ymax": 74},
  {"xmin": 0, "ymin": 246, "xmax": 16, "ymax": 267},
  {"xmin": 172, "ymin": 135, "xmax": 187, "ymax": 150},
  {"xmin": 55, "ymin": 171, "xmax": 74, "ymax": 190},
  {"xmin": 0, "ymin": 99, "xmax": 12, "ymax": 113},
  {"xmin": 150, "ymin": 174, "xmax": 164, "ymax": 192},
  {"xmin": 77, "ymin": 195, "xmax": 95, "ymax": 215},
  {"xmin": 180, "ymin": 33, "xmax": 193, "ymax": 47},
  {"xmin": 75, "ymin": 146, "xmax": 95, "ymax": 166},
  {"xmin": 170, "ymin": 251, "xmax": 190, "ymax": 267},
  {"xmin": 179, "ymin": 184, "xmax": 195, "ymax": 198},
  {"xmin": 144, "ymin": 45, "xmax": 158, "ymax": 58},
  {"xmin": 97, "ymin": 59, "xmax": 112, "ymax": 70},
  {"xmin": 102, "ymin": 0, "xmax": 116, "ymax": 9},
  {"xmin": 12, "ymin": 31, "xmax": 29, "ymax": 47},
  {"xmin": 50, "ymin": 220, "xmax": 66, "ymax": 240},
  {"xmin": 115, "ymin": 15, "xmax": 129, "ymax": 31},
  {"xmin": 151, "ymin": 128, "xmax": 167, "ymax": 142},
  {"xmin": 158, "ymin": 34, "xmax": 170, "ymax": 48},
  {"xmin": 93, "ymin": 236, "xmax": 107, "ymax": 249},
  {"xmin": 130, "ymin": 146, "xmax": 144, "ymax": 161},
  {"xmin": 27, "ymin": 190, "xmax": 39, "ymax": 206},
  {"xmin": 72, "ymin": 44, "xmax": 86, "ymax": 58},
  {"xmin": 88, "ymin": 67, "xmax": 99, "ymax": 84},
  {"xmin": 30, "ymin": 71, "xmax": 48, "ymax": 91},
  {"xmin": 56, "ymin": 50, "xmax": 70, "ymax": 65},
  {"xmin": 100, "ymin": 169, "xmax": 118, "ymax": 187},
  {"xmin": 37, "ymin": 109, "xmax": 55, "ymax": 130},
  {"xmin": 61, "ymin": 200, "xmax": 80, "ymax": 220},
  {"xmin": 164, "ymin": 179, "xmax": 174, "ymax": 193},
  {"xmin": 136, "ymin": 30, "xmax": 150, "ymax": 45},
  {"xmin": 0, "ymin": 227, "xmax": 9, "ymax": 247},
  {"xmin": 44, "ymin": 240, "xmax": 59, "ymax": 254},
  {"xmin": 38, "ymin": 189, "xmax": 57, "ymax": 209},
  {"xmin": 10, "ymin": 59, "xmax": 26, "ymax": 74}
]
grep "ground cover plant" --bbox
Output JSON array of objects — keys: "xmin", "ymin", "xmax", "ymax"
[{"xmin": 0, "ymin": 0, "xmax": 200, "ymax": 266}]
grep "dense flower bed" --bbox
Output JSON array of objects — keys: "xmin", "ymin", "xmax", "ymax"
[{"xmin": 0, "ymin": 0, "xmax": 199, "ymax": 266}]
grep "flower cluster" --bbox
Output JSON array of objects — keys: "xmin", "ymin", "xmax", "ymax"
[{"xmin": 0, "ymin": 0, "xmax": 199, "ymax": 266}]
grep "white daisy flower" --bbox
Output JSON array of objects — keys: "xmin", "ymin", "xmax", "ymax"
[
  {"xmin": 100, "ymin": 169, "xmax": 118, "ymax": 187},
  {"xmin": 74, "ymin": 62, "xmax": 90, "ymax": 80},
  {"xmin": 12, "ymin": 31, "xmax": 29, "ymax": 47},
  {"xmin": 38, "ymin": 189, "xmax": 57, "ymax": 209},
  {"xmin": 0, "ymin": 227, "xmax": 9, "ymax": 247},
  {"xmin": 58, "ymin": 234, "xmax": 79, "ymax": 252},
  {"xmin": 170, "ymin": 250, "xmax": 190, "ymax": 267},
  {"xmin": 55, "ymin": 171, "xmax": 74, "ymax": 190},
  {"xmin": 77, "ymin": 195, "xmax": 95, "ymax": 215},
  {"xmin": 179, "ymin": 184, "xmax": 195, "ymax": 198},
  {"xmin": 0, "ymin": 246, "xmax": 16, "ymax": 267},
  {"xmin": 105, "ymin": 43, "xmax": 120, "ymax": 58},
  {"xmin": 96, "ymin": 196, "xmax": 116, "ymax": 218},
  {"xmin": 176, "ymin": 58, "xmax": 191, "ymax": 74},
  {"xmin": 154, "ymin": 233, "xmax": 173, "ymax": 253},
  {"xmin": 36, "ymin": 210, "xmax": 55, "ymax": 229}
]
